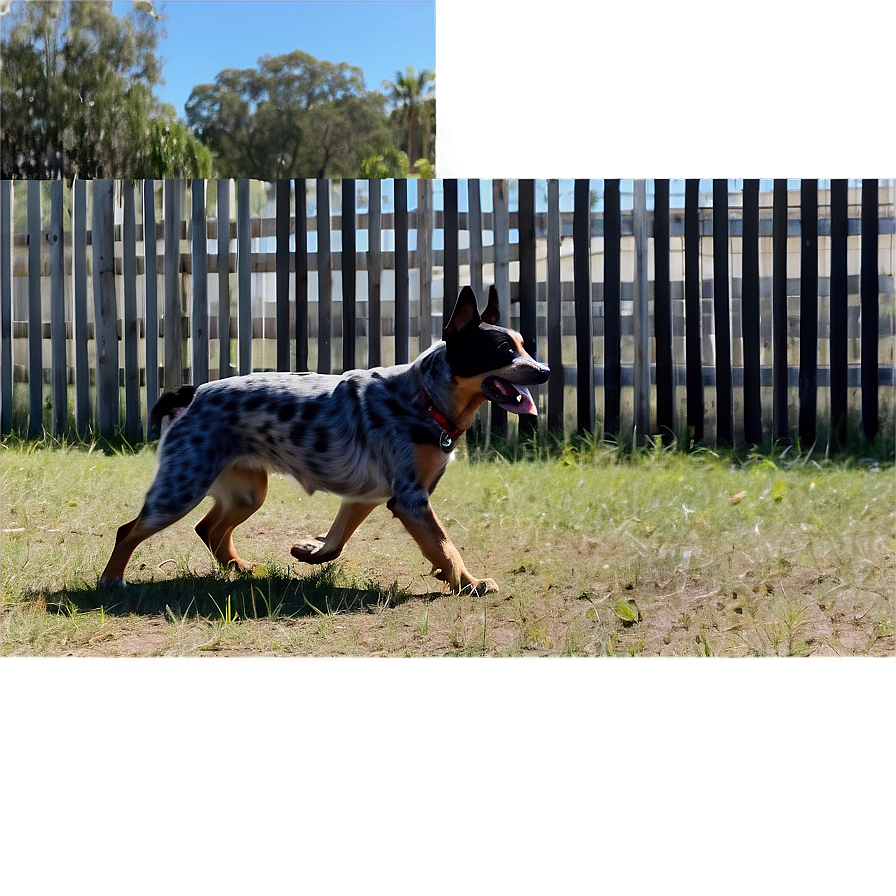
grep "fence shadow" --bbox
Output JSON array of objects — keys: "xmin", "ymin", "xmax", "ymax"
[{"xmin": 41, "ymin": 565, "xmax": 428, "ymax": 621}]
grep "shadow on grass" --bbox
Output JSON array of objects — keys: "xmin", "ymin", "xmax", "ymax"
[{"xmin": 42, "ymin": 564, "xmax": 424, "ymax": 621}]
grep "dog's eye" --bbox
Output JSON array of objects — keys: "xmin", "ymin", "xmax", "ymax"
[{"xmin": 497, "ymin": 340, "xmax": 512, "ymax": 354}]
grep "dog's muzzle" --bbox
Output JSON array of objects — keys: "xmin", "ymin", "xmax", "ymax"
[{"xmin": 482, "ymin": 360, "xmax": 550, "ymax": 416}]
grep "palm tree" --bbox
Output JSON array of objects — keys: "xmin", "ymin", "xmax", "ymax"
[{"xmin": 383, "ymin": 66, "xmax": 434, "ymax": 171}]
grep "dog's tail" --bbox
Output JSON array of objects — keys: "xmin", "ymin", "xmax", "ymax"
[{"xmin": 149, "ymin": 385, "xmax": 197, "ymax": 438}]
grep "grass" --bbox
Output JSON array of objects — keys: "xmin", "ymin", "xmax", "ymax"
[{"xmin": 1, "ymin": 433, "xmax": 893, "ymax": 656}]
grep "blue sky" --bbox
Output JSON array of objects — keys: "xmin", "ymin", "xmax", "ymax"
[{"xmin": 112, "ymin": 0, "xmax": 435, "ymax": 117}]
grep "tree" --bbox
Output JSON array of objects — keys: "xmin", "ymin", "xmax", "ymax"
[
  {"xmin": 1, "ymin": 0, "xmax": 212, "ymax": 179},
  {"xmin": 383, "ymin": 66, "xmax": 435, "ymax": 173},
  {"xmin": 185, "ymin": 50, "xmax": 394, "ymax": 180}
]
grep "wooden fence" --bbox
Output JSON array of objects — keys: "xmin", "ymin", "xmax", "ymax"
[{"xmin": 1, "ymin": 178, "xmax": 894, "ymax": 448}]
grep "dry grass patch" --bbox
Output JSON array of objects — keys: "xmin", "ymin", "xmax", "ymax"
[{"xmin": 2, "ymin": 438, "xmax": 893, "ymax": 656}]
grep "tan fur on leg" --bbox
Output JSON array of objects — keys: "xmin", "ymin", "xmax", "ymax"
[{"xmin": 291, "ymin": 499, "xmax": 380, "ymax": 564}]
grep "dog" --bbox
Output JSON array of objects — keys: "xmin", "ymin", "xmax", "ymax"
[{"xmin": 99, "ymin": 285, "xmax": 549, "ymax": 594}]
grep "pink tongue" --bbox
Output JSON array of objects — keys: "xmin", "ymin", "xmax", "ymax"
[{"xmin": 497, "ymin": 384, "xmax": 537, "ymax": 416}]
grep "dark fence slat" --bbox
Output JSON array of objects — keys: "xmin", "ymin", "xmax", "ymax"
[
  {"xmin": 416, "ymin": 178, "xmax": 432, "ymax": 354},
  {"xmin": 603, "ymin": 179, "xmax": 621, "ymax": 437},
  {"xmin": 684, "ymin": 178, "xmax": 703, "ymax": 443},
  {"xmin": 654, "ymin": 179, "xmax": 675, "ymax": 442},
  {"xmin": 772, "ymin": 179, "xmax": 789, "ymax": 443},
  {"xmin": 491, "ymin": 179, "xmax": 510, "ymax": 438},
  {"xmin": 861, "ymin": 178, "xmax": 879, "ymax": 441},
  {"xmin": 574, "ymin": 178, "xmax": 595, "ymax": 436},
  {"xmin": 27, "ymin": 181, "xmax": 42, "ymax": 436},
  {"xmin": 742, "ymin": 179, "xmax": 762, "ymax": 446},
  {"xmin": 342, "ymin": 179, "xmax": 356, "ymax": 371},
  {"xmin": 316, "ymin": 179, "xmax": 332, "ymax": 373},
  {"xmin": 546, "ymin": 179, "xmax": 563, "ymax": 431},
  {"xmin": 92, "ymin": 180, "xmax": 118, "ymax": 437},
  {"xmin": 1, "ymin": 181, "xmax": 12, "ymax": 434},
  {"xmin": 122, "ymin": 181, "xmax": 141, "ymax": 440},
  {"xmin": 216, "ymin": 179, "xmax": 231, "ymax": 378},
  {"xmin": 49, "ymin": 180, "xmax": 67, "ymax": 435},
  {"xmin": 518, "ymin": 178, "xmax": 537, "ymax": 439},
  {"xmin": 393, "ymin": 179, "xmax": 409, "ymax": 365},
  {"xmin": 164, "ymin": 179, "xmax": 183, "ymax": 390},
  {"xmin": 275, "ymin": 179, "xmax": 290, "ymax": 372},
  {"xmin": 713, "ymin": 179, "xmax": 733, "ymax": 446},
  {"xmin": 367, "ymin": 178, "xmax": 382, "ymax": 367},
  {"xmin": 294, "ymin": 178, "xmax": 308, "ymax": 371},
  {"xmin": 442, "ymin": 178, "xmax": 458, "ymax": 325},
  {"xmin": 143, "ymin": 180, "xmax": 159, "ymax": 419},
  {"xmin": 237, "ymin": 178, "xmax": 251, "ymax": 375},
  {"xmin": 830, "ymin": 179, "xmax": 849, "ymax": 448},
  {"xmin": 799, "ymin": 179, "xmax": 819, "ymax": 445}
]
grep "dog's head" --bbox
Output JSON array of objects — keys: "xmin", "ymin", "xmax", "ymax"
[{"xmin": 443, "ymin": 285, "xmax": 550, "ymax": 416}]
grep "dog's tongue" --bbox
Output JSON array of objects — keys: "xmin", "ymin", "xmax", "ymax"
[{"xmin": 492, "ymin": 380, "xmax": 537, "ymax": 416}]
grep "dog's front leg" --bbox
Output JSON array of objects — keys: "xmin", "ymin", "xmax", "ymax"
[
  {"xmin": 291, "ymin": 499, "xmax": 380, "ymax": 564},
  {"xmin": 388, "ymin": 492, "xmax": 498, "ymax": 594}
]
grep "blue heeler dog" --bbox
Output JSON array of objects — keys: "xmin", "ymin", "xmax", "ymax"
[{"xmin": 99, "ymin": 286, "xmax": 550, "ymax": 594}]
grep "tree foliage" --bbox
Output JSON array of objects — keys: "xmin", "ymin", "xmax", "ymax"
[
  {"xmin": 185, "ymin": 50, "xmax": 394, "ymax": 180},
  {"xmin": 383, "ymin": 66, "xmax": 435, "ymax": 174},
  {"xmin": 0, "ymin": 0, "xmax": 211, "ymax": 179}
]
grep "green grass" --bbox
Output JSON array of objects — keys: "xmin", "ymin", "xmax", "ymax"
[{"xmin": 2, "ymin": 435, "xmax": 893, "ymax": 656}]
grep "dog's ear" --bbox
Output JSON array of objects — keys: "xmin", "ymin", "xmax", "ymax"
[
  {"xmin": 481, "ymin": 284, "xmax": 501, "ymax": 325},
  {"xmin": 443, "ymin": 286, "xmax": 481, "ymax": 338}
]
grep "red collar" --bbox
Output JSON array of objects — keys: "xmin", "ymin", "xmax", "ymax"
[{"xmin": 424, "ymin": 396, "xmax": 463, "ymax": 450}]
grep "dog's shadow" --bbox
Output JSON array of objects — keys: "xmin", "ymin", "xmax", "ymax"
[{"xmin": 45, "ymin": 565, "xmax": 434, "ymax": 621}]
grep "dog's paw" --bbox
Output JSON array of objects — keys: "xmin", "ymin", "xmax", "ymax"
[
  {"xmin": 291, "ymin": 540, "xmax": 341, "ymax": 564},
  {"xmin": 98, "ymin": 576, "xmax": 127, "ymax": 589},
  {"xmin": 467, "ymin": 577, "xmax": 499, "ymax": 595}
]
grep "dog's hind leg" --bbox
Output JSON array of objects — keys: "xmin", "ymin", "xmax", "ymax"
[
  {"xmin": 291, "ymin": 499, "xmax": 380, "ymax": 564},
  {"xmin": 196, "ymin": 465, "xmax": 269, "ymax": 573}
]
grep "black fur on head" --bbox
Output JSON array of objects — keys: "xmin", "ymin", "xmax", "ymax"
[{"xmin": 442, "ymin": 286, "xmax": 517, "ymax": 378}]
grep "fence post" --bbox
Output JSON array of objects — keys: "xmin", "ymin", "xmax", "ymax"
[
  {"xmin": 860, "ymin": 178, "xmax": 879, "ymax": 442},
  {"xmin": 73, "ymin": 181, "xmax": 89, "ymax": 434},
  {"xmin": 275, "ymin": 178, "xmax": 291, "ymax": 372},
  {"xmin": 342, "ymin": 179, "xmax": 356, "ymax": 372},
  {"xmin": 742, "ymin": 178, "xmax": 762, "ymax": 446},
  {"xmin": 49, "ymin": 180, "xmax": 67, "ymax": 436},
  {"xmin": 216, "ymin": 179, "xmax": 231, "ymax": 378},
  {"xmin": 632, "ymin": 179, "xmax": 650, "ymax": 444},
  {"xmin": 294, "ymin": 179, "xmax": 309, "ymax": 371},
  {"xmin": 416, "ymin": 178, "xmax": 432, "ymax": 354},
  {"xmin": 772, "ymin": 179, "xmax": 789, "ymax": 443},
  {"xmin": 0, "ymin": 180, "xmax": 11, "ymax": 434},
  {"xmin": 467, "ymin": 179, "xmax": 483, "ymax": 298},
  {"xmin": 316, "ymin": 178, "xmax": 332, "ymax": 374},
  {"xmin": 518, "ymin": 179, "xmax": 538, "ymax": 440},
  {"xmin": 27, "ymin": 181, "xmax": 42, "ymax": 437},
  {"xmin": 143, "ymin": 180, "xmax": 159, "ymax": 423},
  {"xmin": 491, "ymin": 179, "xmax": 510, "ymax": 439},
  {"xmin": 443, "ymin": 179, "xmax": 458, "ymax": 326},
  {"xmin": 684, "ymin": 178, "xmax": 703, "ymax": 444},
  {"xmin": 122, "ymin": 180, "xmax": 141, "ymax": 440},
  {"xmin": 603, "ymin": 179, "xmax": 621, "ymax": 437},
  {"xmin": 394, "ymin": 178, "xmax": 409, "ymax": 365},
  {"xmin": 92, "ymin": 180, "xmax": 118, "ymax": 438},
  {"xmin": 654, "ymin": 178, "xmax": 676, "ymax": 443},
  {"xmin": 367, "ymin": 178, "xmax": 382, "ymax": 367},
  {"xmin": 799, "ymin": 179, "xmax": 818, "ymax": 446},
  {"xmin": 164, "ymin": 179, "xmax": 183, "ymax": 390},
  {"xmin": 574, "ymin": 178, "xmax": 595, "ymax": 436},
  {"xmin": 237, "ymin": 178, "xmax": 251, "ymax": 375},
  {"xmin": 546, "ymin": 178, "xmax": 563, "ymax": 432},
  {"xmin": 713, "ymin": 179, "xmax": 733, "ymax": 446},
  {"xmin": 829, "ymin": 179, "xmax": 849, "ymax": 449},
  {"xmin": 190, "ymin": 179, "xmax": 209, "ymax": 387}
]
